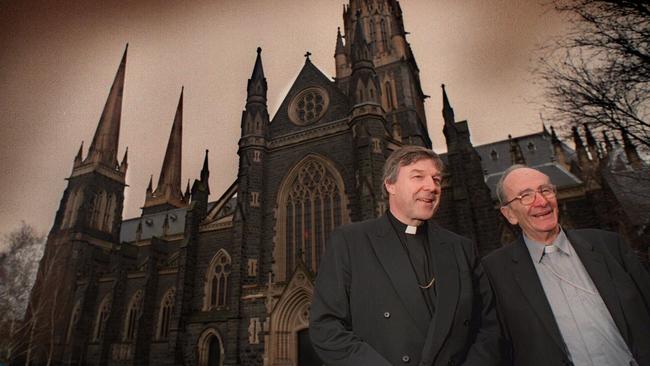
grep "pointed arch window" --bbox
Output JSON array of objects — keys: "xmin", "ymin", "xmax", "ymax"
[
  {"xmin": 124, "ymin": 290, "xmax": 143, "ymax": 342},
  {"xmin": 157, "ymin": 287, "xmax": 175, "ymax": 339},
  {"xmin": 380, "ymin": 18, "xmax": 389, "ymax": 51},
  {"xmin": 90, "ymin": 191, "xmax": 107, "ymax": 229},
  {"xmin": 275, "ymin": 156, "xmax": 350, "ymax": 281},
  {"xmin": 369, "ymin": 19, "xmax": 376, "ymax": 50},
  {"xmin": 66, "ymin": 300, "xmax": 82, "ymax": 343},
  {"xmin": 204, "ymin": 250, "xmax": 231, "ymax": 310},
  {"xmin": 385, "ymin": 81, "xmax": 394, "ymax": 111},
  {"xmin": 94, "ymin": 295, "xmax": 111, "ymax": 341},
  {"xmin": 62, "ymin": 189, "xmax": 83, "ymax": 229},
  {"xmin": 103, "ymin": 194, "xmax": 116, "ymax": 232}
]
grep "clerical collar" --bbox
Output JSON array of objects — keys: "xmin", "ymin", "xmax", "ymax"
[{"xmin": 387, "ymin": 211, "xmax": 426, "ymax": 235}]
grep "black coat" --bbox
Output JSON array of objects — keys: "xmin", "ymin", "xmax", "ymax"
[
  {"xmin": 482, "ymin": 229, "xmax": 650, "ymax": 366},
  {"xmin": 309, "ymin": 214, "xmax": 502, "ymax": 366}
]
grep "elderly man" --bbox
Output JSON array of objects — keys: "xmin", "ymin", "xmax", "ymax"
[
  {"xmin": 309, "ymin": 145, "xmax": 501, "ymax": 366},
  {"xmin": 482, "ymin": 164, "xmax": 650, "ymax": 366}
]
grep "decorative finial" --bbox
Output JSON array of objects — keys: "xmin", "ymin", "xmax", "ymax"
[
  {"xmin": 257, "ymin": 47, "xmax": 262, "ymax": 54},
  {"xmin": 304, "ymin": 51, "xmax": 312, "ymax": 60}
]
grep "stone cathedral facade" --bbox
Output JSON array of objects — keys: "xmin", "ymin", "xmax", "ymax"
[{"xmin": 17, "ymin": 1, "xmax": 648, "ymax": 365}]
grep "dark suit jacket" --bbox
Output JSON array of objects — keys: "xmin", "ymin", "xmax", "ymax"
[
  {"xmin": 309, "ymin": 215, "xmax": 501, "ymax": 366},
  {"xmin": 482, "ymin": 229, "xmax": 650, "ymax": 366}
]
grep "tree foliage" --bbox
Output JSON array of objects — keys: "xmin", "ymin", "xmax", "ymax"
[
  {"xmin": 0, "ymin": 222, "xmax": 45, "ymax": 362},
  {"xmin": 0, "ymin": 222, "xmax": 45, "ymax": 321},
  {"xmin": 539, "ymin": 0, "xmax": 650, "ymax": 151}
]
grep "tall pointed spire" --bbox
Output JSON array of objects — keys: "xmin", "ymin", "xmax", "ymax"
[
  {"xmin": 247, "ymin": 47, "xmax": 267, "ymax": 105},
  {"xmin": 573, "ymin": 126, "xmax": 592, "ymax": 169},
  {"xmin": 142, "ymin": 88, "xmax": 186, "ymax": 213},
  {"xmin": 442, "ymin": 84, "xmax": 455, "ymax": 125},
  {"xmin": 441, "ymin": 84, "xmax": 457, "ymax": 143},
  {"xmin": 602, "ymin": 131, "xmax": 613, "ymax": 153},
  {"xmin": 621, "ymin": 128, "xmax": 643, "ymax": 168},
  {"xmin": 201, "ymin": 149, "xmax": 210, "ymax": 195},
  {"xmin": 73, "ymin": 141, "xmax": 84, "ymax": 167},
  {"xmin": 86, "ymin": 45, "xmax": 128, "ymax": 169},
  {"xmin": 335, "ymin": 27, "xmax": 345, "ymax": 55},
  {"xmin": 119, "ymin": 147, "xmax": 128, "ymax": 173},
  {"xmin": 156, "ymin": 87, "xmax": 183, "ymax": 194},
  {"xmin": 550, "ymin": 126, "xmax": 560, "ymax": 143},
  {"xmin": 583, "ymin": 123, "xmax": 600, "ymax": 160},
  {"xmin": 572, "ymin": 126, "xmax": 585, "ymax": 148},
  {"xmin": 350, "ymin": 10, "xmax": 372, "ymax": 65},
  {"xmin": 550, "ymin": 126, "xmax": 568, "ymax": 166}
]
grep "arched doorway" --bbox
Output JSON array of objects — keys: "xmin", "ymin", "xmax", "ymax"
[
  {"xmin": 197, "ymin": 328, "xmax": 224, "ymax": 366},
  {"xmin": 208, "ymin": 336, "xmax": 221, "ymax": 366}
]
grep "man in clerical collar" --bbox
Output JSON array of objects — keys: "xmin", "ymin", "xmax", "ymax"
[
  {"xmin": 310, "ymin": 145, "xmax": 502, "ymax": 366},
  {"xmin": 482, "ymin": 165, "xmax": 650, "ymax": 366}
]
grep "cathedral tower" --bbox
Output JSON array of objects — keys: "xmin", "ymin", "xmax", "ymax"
[
  {"xmin": 335, "ymin": 0, "xmax": 430, "ymax": 147},
  {"xmin": 18, "ymin": 46, "xmax": 129, "ymax": 365}
]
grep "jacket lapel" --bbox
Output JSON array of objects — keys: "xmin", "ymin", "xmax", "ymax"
[
  {"xmin": 369, "ymin": 215, "xmax": 429, "ymax": 336},
  {"xmin": 421, "ymin": 223, "xmax": 459, "ymax": 363},
  {"xmin": 511, "ymin": 237, "xmax": 568, "ymax": 354},
  {"xmin": 567, "ymin": 231, "xmax": 630, "ymax": 343}
]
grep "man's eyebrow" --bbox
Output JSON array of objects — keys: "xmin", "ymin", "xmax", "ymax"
[{"xmin": 516, "ymin": 183, "xmax": 552, "ymax": 195}]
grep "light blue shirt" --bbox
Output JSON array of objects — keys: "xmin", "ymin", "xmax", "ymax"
[{"xmin": 524, "ymin": 230, "xmax": 635, "ymax": 366}]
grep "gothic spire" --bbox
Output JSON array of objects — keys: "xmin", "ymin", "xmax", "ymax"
[
  {"xmin": 143, "ymin": 88, "xmax": 186, "ymax": 212},
  {"xmin": 550, "ymin": 126, "xmax": 560, "ymax": 143},
  {"xmin": 247, "ymin": 47, "xmax": 267, "ymax": 104},
  {"xmin": 335, "ymin": 27, "xmax": 345, "ymax": 55},
  {"xmin": 602, "ymin": 131, "xmax": 613, "ymax": 153},
  {"xmin": 86, "ymin": 45, "xmax": 128, "ymax": 168},
  {"xmin": 442, "ymin": 84, "xmax": 455, "ymax": 126},
  {"xmin": 74, "ymin": 141, "xmax": 84, "ymax": 167},
  {"xmin": 350, "ymin": 10, "xmax": 372, "ymax": 65},
  {"xmin": 583, "ymin": 123, "xmax": 600, "ymax": 160},
  {"xmin": 441, "ymin": 84, "xmax": 457, "ymax": 142},
  {"xmin": 201, "ymin": 149, "xmax": 210, "ymax": 194},
  {"xmin": 621, "ymin": 128, "xmax": 642, "ymax": 168},
  {"xmin": 155, "ymin": 87, "xmax": 184, "ymax": 197},
  {"xmin": 572, "ymin": 126, "xmax": 585, "ymax": 148},
  {"xmin": 119, "ymin": 146, "xmax": 128, "ymax": 173}
]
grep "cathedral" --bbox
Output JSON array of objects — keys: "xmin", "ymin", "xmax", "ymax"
[{"xmin": 16, "ymin": 1, "xmax": 648, "ymax": 365}]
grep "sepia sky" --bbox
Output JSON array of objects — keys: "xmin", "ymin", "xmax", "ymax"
[{"xmin": 0, "ymin": 0, "xmax": 568, "ymax": 237}]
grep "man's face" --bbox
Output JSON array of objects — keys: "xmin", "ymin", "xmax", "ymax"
[
  {"xmin": 385, "ymin": 158, "xmax": 442, "ymax": 226},
  {"xmin": 500, "ymin": 168, "xmax": 560, "ymax": 244}
]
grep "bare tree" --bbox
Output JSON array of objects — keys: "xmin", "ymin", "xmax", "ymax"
[
  {"xmin": 538, "ymin": 0, "xmax": 650, "ymax": 151},
  {"xmin": 0, "ymin": 222, "xmax": 44, "ymax": 363}
]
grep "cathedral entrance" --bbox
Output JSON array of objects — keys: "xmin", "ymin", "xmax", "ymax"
[
  {"xmin": 208, "ymin": 336, "xmax": 221, "ymax": 366},
  {"xmin": 297, "ymin": 328, "xmax": 323, "ymax": 366},
  {"xmin": 197, "ymin": 328, "xmax": 224, "ymax": 366}
]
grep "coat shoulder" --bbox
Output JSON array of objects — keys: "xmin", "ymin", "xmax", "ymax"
[
  {"xmin": 482, "ymin": 241, "xmax": 516, "ymax": 268},
  {"xmin": 568, "ymin": 228, "xmax": 619, "ymax": 242}
]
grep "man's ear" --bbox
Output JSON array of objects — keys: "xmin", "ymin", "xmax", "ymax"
[
  {"xmin": 385, "ymin": 181, "xmax": 396, "ymax": 195},
  {"xmin": 500, "ymin": 206, "xmax": 518, "ymax": 225}
]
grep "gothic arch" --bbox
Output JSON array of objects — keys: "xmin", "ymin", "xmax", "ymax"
[
  {"xmin": 203, "ymin": 249, "xmax": 232, "ymax": 310},
  {"xmin": 197, "ymin": 328, "xmax": 225, "ymax": 366},
  {"xmin": 93, "ymin": 294, "xmax": 111, "ymax": 341},
  {"xmin": 66, "ymin": 300, "xmax": 82, "ymax": 343},
  {"xmin": 266, "ymin": 268, "xmax": 314, "ymax": 366},
  {"xmin": 62, "ymin": 188, "xmax": 83, "ymax": 229},
  {"xmin": 273, "ymin": 154, "xmax": 350, "ymax": 282},
  {"xmin": 157, "ymin": 287, "xmax": 175, "ymax": 340},
  {"xmin": 123, "ymin": 290, "xmax": 143, "ymax": 341}
]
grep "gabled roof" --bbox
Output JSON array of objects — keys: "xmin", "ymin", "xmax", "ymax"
[
  {"xmin": 120, "ymin": 201, "xmax": 217, "ymax": 243},
  {"xmin": 269, "ymin": 59, "xmax": 350, "ymax": 139}
]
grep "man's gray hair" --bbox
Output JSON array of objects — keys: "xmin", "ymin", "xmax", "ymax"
[
  {"xmin": 382, "ymin": 145, "xmax": 444, "ymax": 197},
  {"xmin": 495, "ymin": 164, "xmax": 528, "ymax": 205}
]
